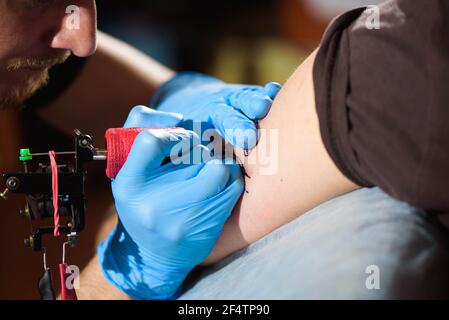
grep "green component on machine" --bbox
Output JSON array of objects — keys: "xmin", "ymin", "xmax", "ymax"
[{"xmin": 19, "ymin": 148, "xmax": 32, "ymax": 161}]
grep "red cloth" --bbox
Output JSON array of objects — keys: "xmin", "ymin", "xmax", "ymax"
[{"xmin": 105, "ymin": 128, "xmax": 179, "ymax": 179}]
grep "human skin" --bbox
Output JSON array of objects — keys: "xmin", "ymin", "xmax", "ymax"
[
  {"xmin": 0, "ymin": 0, "xmax": 162, "ymax": 299},
  {"xmin": 76, "ymin": 49, "xmax": 360, "ymax": 299},
  {"xmin": 203, "ymin": 50, "xmax": 359, "ymax": 264},
  {"xmin": 34, "ymin": 31, "xmax": 175, "ymax": 144},
  {"xmin": 0, "ymin": 0, "xmax": 96, "ymax": 106},
  {"xmin": 0, "ymin": 0, "xmax": 173, "ymax": 133},
  {"xmin": 0, "ymin": 0, "xmax": 359, "ymax": 299}
]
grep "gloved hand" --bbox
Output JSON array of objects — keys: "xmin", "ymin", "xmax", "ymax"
[
  {"xmin": 97, "ymin": 110, "xmax": 244, "ymax": 300},
  {"xmin": 150, "ymin": 72, "xmax": 281, "ymax": 150}
]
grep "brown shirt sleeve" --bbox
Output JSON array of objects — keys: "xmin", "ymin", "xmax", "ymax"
[{"xmin": 313, "ymin": 0, "xmax": 449, "ymax": 210}]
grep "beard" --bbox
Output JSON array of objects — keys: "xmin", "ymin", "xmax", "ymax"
[
  {"xmin": 0, "ymin": 68, "xmax": 50, "ymax": 108},
  {"xmin": 0, "ymin": 51, "xmax": 71, "ymax": 109}
]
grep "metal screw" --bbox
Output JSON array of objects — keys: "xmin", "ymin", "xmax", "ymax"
[
  {"xmin": 80, "ymin": 138, "xmax": 90, "ymax": 147},
  {"xmin": 0, "ymin": 188, "xmax": 8, "ymax": 200},
  {"xmin": 24, "ymin": 236, "xmax": 32, "ymax": 247},
  {"xmin": 19, "ymin": 206, "xmax": 29, "ymax": 217},
  {"xmin": 6, "ymin": 177, "xmax": 20, "ymax": 191},
  {"xmin": 68, "ymin": 233, "xmax": 78, "ymax": 247}
]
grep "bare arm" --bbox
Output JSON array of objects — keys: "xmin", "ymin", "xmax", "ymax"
[
  {"xmin": 76, "ymin": 253, "xmax": 129, "ymax": 300},
  {"xmin": 204, "ymin": 50, "xmax": 359, "ymax": 264},
  {"xmin": 35, "ymin": 31, "xmax": 174, "ymax": 144},
  {"xmin": 67, "ymin": 48, "xmax": 356, "ymax": 297}
]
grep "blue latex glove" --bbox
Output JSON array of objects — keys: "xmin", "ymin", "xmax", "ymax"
[
  {"xmin": 97, "ymin": 109, "xmax": 244, "ymax": 300},
  {"xmin": 151, "ymin": 72, "xmax": 281, "ymax": 150}
]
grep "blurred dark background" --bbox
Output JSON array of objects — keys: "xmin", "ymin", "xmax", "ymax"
[
  {"xmin": 95, "ymin": 0, "xmax": 323, "ymax": 85},
  {"xmin": 94, "ymin": 0, "xmax": 381, "ymax": 84},
  {"xmin": 0, "ymin": 0, "xmax": 382, "ymax": 299}
]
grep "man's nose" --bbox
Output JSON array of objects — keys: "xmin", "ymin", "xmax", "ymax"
[{"xmin": 50, "ymin": 3, "xmax": 97, "ymax": 57}]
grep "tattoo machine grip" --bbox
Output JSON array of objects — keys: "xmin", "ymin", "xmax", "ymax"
[{"xmin": 105, "ymin": 127, "xmax": 180, "ymax": 179}]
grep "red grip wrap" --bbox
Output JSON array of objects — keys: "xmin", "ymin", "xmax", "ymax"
[
  {"xmin": 105, "ymin": 127, "xmax": 180, "ymax": 179},
  {"xmin": 59, "ymin": 263, "xmax": 77, "ymax": 300}
]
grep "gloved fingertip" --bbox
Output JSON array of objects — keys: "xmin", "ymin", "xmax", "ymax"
[
  {"xmin": 228, "ymin": 90, "xmax": 272, "ymax": 120},
  {"xmin": 124, "ymin": 105, "xmax": 184, "ymax": 129},
  {"xmin": 264, "ymin": 82, "xmax": 282, "ymax": 99},
  {"xmin": 116, "ymin": 130, "xmax": 158, "ymax": 177},
  {"xmin": 124, "ymin": 105, "xmax": 150, "ymax": 128},
  {"xmin": 197, "ymin": 161, "xmax": 231, "ymax": 195},
  {"xmin": 227, "ymin": 162, "xmax": 243, "ymax": 181},
  {"xmin": 220, "ymin": 164, "xmax": 245, "ymax": 205},
  {"xmin": 230, "ymin": 174, "xmax": 245, "ymax": 194},
  {"xmin": 120, "ymin": 128, "xmax": 199, "ymax": 176},
  {"xmin": 130, "ymin": 130, "xmax": 164, "ymax": 158},
  {"xmin": 224, "ymin": 125, "xmax": 258, "ymax": 150},
  {"xmin": 249, "ymin": 96, "xmax": 272, "ymax": 120}
]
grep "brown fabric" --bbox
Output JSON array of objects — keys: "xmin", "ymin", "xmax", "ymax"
[{"xmin": 313, "ymin": 0, "xmax": 449, "ymax": 211}]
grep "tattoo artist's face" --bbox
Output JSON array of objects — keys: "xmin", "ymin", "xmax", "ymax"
[{"xmin": 0, "ymin": 0, "xmax": 97, "ymax": 108}]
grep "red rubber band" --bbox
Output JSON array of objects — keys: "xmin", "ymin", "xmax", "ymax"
[{"xmin": 49, "ymin": 151, "xmax": 60, "ymax": 237}]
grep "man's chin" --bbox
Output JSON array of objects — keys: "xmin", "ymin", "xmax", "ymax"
[{"xmin": 0, "ymin": 69, "xmax": 49, "ymax": 109}]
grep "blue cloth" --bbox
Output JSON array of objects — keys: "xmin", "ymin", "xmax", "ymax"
[{"xmin": 178, "ymin": 187, "xmax": 449, "ymax": 299}]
